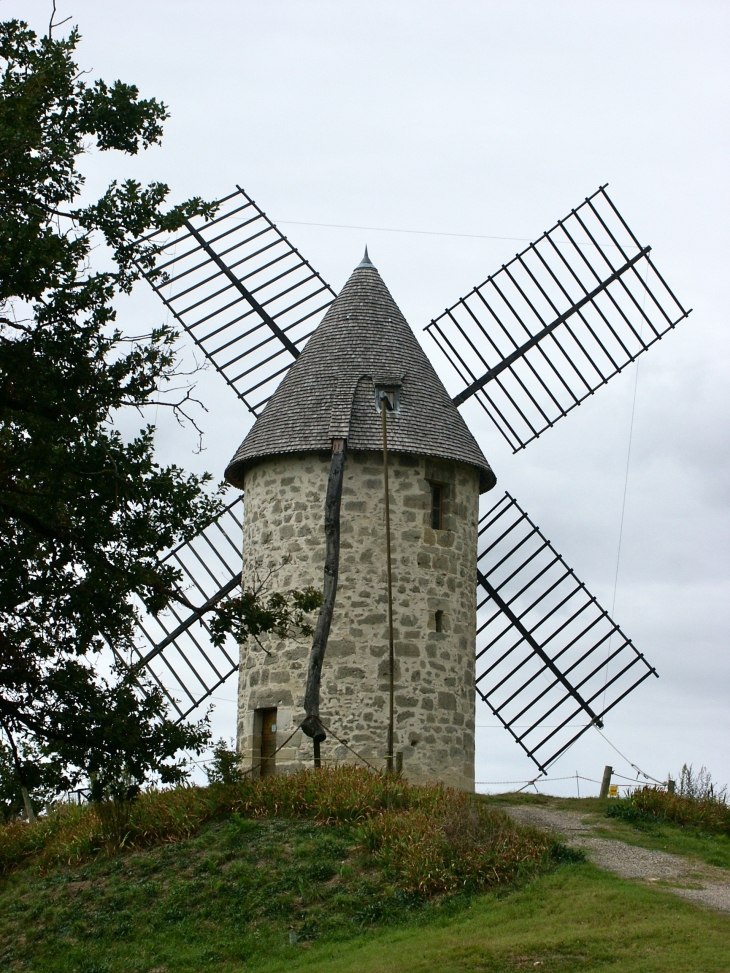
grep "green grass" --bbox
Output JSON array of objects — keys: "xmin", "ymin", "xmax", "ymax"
[
  {"xmin": 0, "ymin": 768, "xmax": 554, "ymax": 884},
  {"xmin": 480, "ymin": 792, "xmax": 730, "ymax": 871},
  {"xmin": 2, "ymin": 780, "xmax": 729, "ymax": 972},
  {"xmin": 605, "ymin": 786, "xmax": 730, "ymax": 837},
  {"xmin": 267, "ymin": 865, "xmax": 730, "ymax": 973},
  {"xmin": 0, "ymin": 814, "xmax": 442, "ymax": 972},
  {"xmin": 482, "ymin": 792, "xmax": 604, "ymax": 811},
  {"xmin": 0, "ymin": 770, "xmax": 564, "ymax": 972},
  {"xmin": 2, "ymin": 819, "xmax": 729, "ymax": 973},
  {"xmin": 591, "ymin": 816, "xmax": 730, "ymax": 871}
]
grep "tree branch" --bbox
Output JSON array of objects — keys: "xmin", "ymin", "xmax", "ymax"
[{"xmin": 48, "ymin": 2, "xmax": 73, "ymax": 39}]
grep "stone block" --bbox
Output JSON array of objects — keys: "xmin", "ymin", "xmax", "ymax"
[
  {"xmin": 335, "ymin": 666, "xmax": 366, "ymax": 680},
  {"xmin": 328, "ymin": 640, "xmax": 356, "ymax": 657},
  {"xmin": 437, "ymin": 691, "xmax": 457, "ymax": 711},
  {"xmin": 361, "ymin": 612, "xmax": 386, "ymax": 626}
]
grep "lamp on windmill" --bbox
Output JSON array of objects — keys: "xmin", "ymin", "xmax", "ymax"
[{"xmin": 124, "ymin": 183, "xmax": 691, "ymax": 789}]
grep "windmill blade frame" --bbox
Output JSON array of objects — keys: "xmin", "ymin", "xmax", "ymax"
[
  {"xmin": 126, "ymin": 182, "xmax": 667, "ymax": 782},
  {"xmin": 476, "ymin": 492, "xmax": 657, "ymax": 772},
  {"xmin": 111, "ymin": 497, "xmax": 244, "ymax": 722},
  {"xmin": 426, "ymin": 185, "xmax": 691, "ymax": 452},
  {"xmin": 138, "ymin": 186, "xmax": 337, "ymax": 416}
]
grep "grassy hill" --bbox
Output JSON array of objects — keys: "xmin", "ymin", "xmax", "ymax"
[{"xmin": 1, "ymin": 769, "xmax": 729, "ymax": 973}]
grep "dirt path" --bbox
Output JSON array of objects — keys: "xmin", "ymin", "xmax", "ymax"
[{"xmin": 504, "ymin": 805, "xmax": 730, "ymax": 914}]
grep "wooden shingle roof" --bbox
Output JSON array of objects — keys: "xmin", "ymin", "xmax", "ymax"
[{"xmin": 225, "ymin": 257, "xmax": 496, "ymax": 493}]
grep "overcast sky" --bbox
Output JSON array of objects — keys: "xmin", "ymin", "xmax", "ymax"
[{"xmin": 8, "ymin": 0, "xmax": 729, "ymax": 794}]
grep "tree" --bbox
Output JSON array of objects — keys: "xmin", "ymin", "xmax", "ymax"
[
  {"xmin": 0, "ymin": 18, "xmax": 318, "ymax": 813},
  {"xmin": 0, "ymin": 736, "xmax": 65, "ymax": 822}
]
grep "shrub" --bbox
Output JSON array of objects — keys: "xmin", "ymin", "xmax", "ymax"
[
  {"xmin": 225, "ymin": 764, "xmax": 416, "ymax": 822},
  {"xmin": 606, "ymin": 771, "xmax": 730, "ymax": 837},
  {"xmin": 0, "ymin": 766, "xmax": 569, "ymax": 898},
  {"xmin": 677, "ymin": 763, "xmax": 727, "ymax": 803},
  {"xmin": 357, "ymin": 791, "xmax": 558, "ymax": 895},
  {"xmin": 205, "ymin": 738, "xmax": 247, "ymax": 786}
]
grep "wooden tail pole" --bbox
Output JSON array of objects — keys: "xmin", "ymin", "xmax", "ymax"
[
  {"xmin": 381, "ymin": 393, "xmax": 396, "ymax": 774},
  {"xmin": 599, "ymin": 765, "xmax": 613, "ymax": 799},
  {"xmin": 302, "ymin": 439, "xmax": 346, "ymax": 763}
]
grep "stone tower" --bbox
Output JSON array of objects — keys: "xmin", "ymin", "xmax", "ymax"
[{"xmin": 225, "ymin": 252, "xmax": 495, "ymax": 791}]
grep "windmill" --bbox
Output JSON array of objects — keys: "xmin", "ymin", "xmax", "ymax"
[{"xmin": 121, "ymin": 183, "xmax": 690, "ymax": 786}]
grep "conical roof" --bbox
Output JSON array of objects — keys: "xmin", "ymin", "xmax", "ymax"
[{"xmin": 225, "ymin": 257, "xmax": 496, "ymax": 493}]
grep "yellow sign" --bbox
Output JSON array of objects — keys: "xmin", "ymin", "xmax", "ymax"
[{"xmin": 608, "ymin": 784, "xmax": 619, "ymax": 797}]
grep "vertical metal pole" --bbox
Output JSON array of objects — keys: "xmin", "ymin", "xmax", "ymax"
[{"xmin": 381, "ymin": 394, "xmax": 395, "ymax": 774}]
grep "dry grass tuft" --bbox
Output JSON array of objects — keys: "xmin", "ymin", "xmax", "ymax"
[
  {"xmin": 0, "ymin": 766, "xmax": 562, "ymax": 895},
  {"xmin": 358, "ymin": 790, "xmax": 557, "ymax": 895},
  {"xmin": 607, "ymin": 785, "xmax": 730, "ymax": 836}
]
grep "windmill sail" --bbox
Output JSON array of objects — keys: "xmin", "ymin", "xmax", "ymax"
[
  {"xmin": 126, "ymin": 187, "xmax": 339, "ymax": 724},
  {"xmin": 139, "ymin": 186, "xmax": 336, "ymax": 415},
  {"xmin": 426, "ymin": 185, "xmax": 691, "ymax": 451},
  {"xmin": 128, "ymin": 183, "xmax": 660, "ymax": 778},
  {"xmin": 112, "ymin": 497, "xmax": 244, "ymax": 722},
  {"xmin": 476, "ymin": 492, "xmax": 657, "ymax": 772}
]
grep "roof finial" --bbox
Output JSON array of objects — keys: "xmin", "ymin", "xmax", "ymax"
[{"xmin": 357, "ymin": 246, "xmax": 376, "ymax": 269}]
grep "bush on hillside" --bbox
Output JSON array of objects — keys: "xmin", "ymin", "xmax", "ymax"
[
  {"xmin": 204, "ymin": 738, "xmax": 247, "ymax": 786},
  {"xmin": 676, "ymin": 763, "xmax": 727, "ymax": 803},
  {"xmin": 606, "ymin": 766, "xmax": 730, "ymax": 836},
  {"xmin": 0, "ymin": 766, "xmax": 564, "ymax": 896},
  {"xmin": 359, "ymin": 792, "xmax": 563, "ymax": 895}
]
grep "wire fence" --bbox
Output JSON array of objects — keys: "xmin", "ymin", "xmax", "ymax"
[{"xmin": 476, "ymin": 769, "xmax": 668, "ymax": 794}]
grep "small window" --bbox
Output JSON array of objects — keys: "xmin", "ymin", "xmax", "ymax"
[
  {"xmin": 430, "ymin": 484, "xmax": 442, "ymax": 530},
  {"xmin": 434, "ymin": 610, "xmax": 444, "ymax": 633},
  {"xmin": 375, "ymin": 385, "xmax": 401, "ymax": 413}
]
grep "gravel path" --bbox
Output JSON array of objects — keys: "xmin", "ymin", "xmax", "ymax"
[{"xmin": 504, "ymin": 805, "xmax": 730, "ymax": 914}]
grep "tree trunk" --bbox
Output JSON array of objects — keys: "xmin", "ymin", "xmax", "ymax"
[{"xmin": 1, "ymin": 721, "xmax": 36, "ymax": 822}]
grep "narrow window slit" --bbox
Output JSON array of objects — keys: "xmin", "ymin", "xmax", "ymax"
[{"xmin": 430, "ymin": 484, "xmax": 443, "ymax": 530}]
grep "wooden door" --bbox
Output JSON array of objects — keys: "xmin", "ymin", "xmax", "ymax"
[{"xmin": 259, "ymin": 707, "xmax": 277, "ymax": 777}]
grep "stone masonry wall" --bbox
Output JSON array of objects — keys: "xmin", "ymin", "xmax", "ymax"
[{"xmin": 237, "ymin": 449, "xmax": 481, "ymax": 791}]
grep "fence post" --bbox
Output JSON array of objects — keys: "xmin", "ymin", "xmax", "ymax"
[{"xmin": 599, "ymin": 765, "xmax": 613, "ymax": 799}]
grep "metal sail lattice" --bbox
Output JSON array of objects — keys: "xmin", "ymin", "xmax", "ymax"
[
  {"xmin": 113, "ymin": 497, "xmax": 244, "ymax": 722},
  {"xmin": 126, "ymin": 181, "xmax": 672, "ymax": 764},
  {"xmin": 476, "ymin": 492, "xmax": 657, "ymax": 772},
  {"xmin": 140, "ymin": 186, "xmax": 337, "ymax": 415},
  {"xmin": 426, "ymin": 185, "xmax": 691, "ymax": 451}
]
